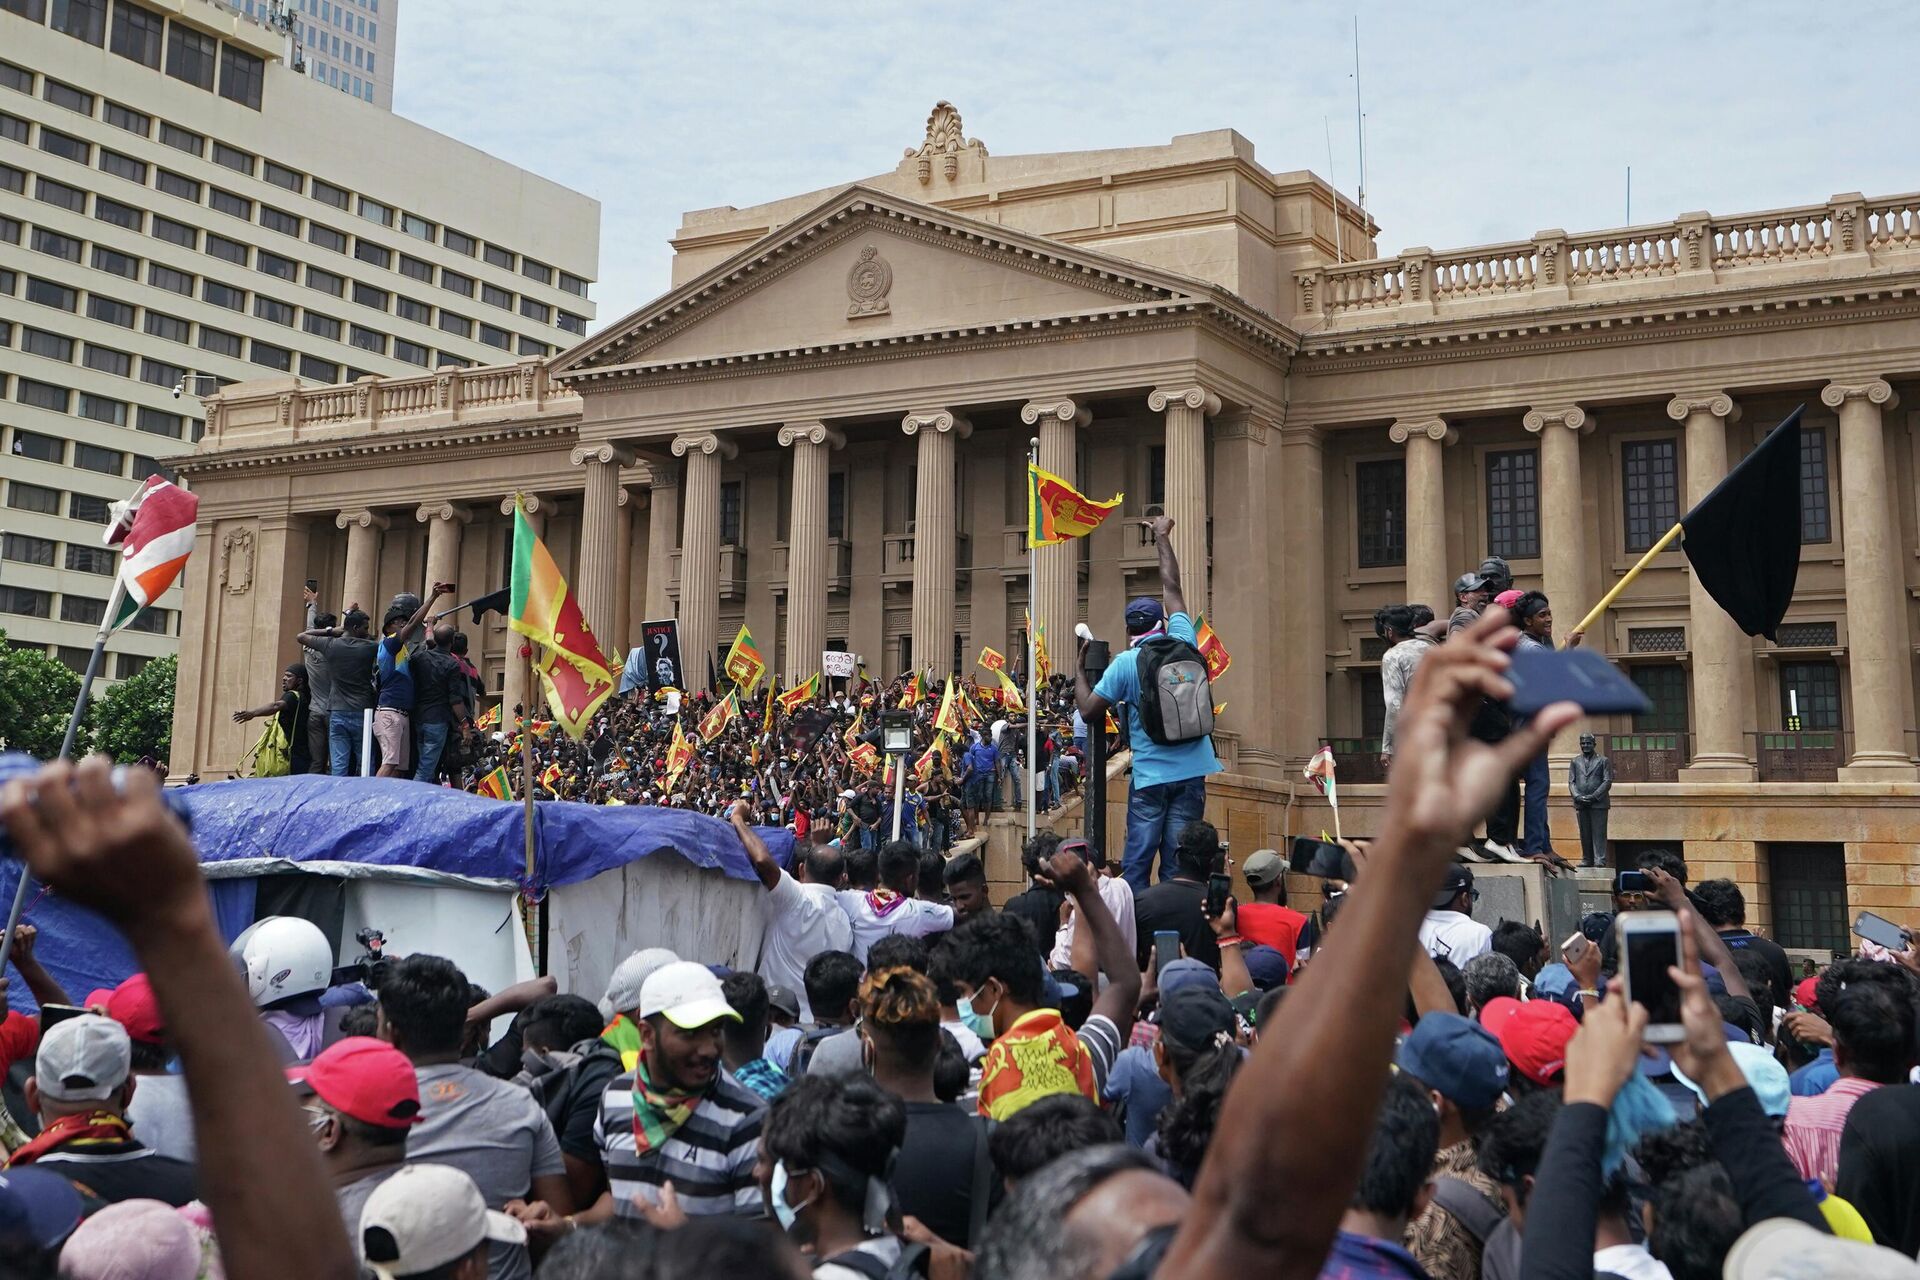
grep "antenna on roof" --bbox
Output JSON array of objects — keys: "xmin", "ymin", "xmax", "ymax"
[
  {"xmin": 1324, "ymin": 116, "xmax": 1343, "ymax": 265},
  {"xmin": 1353, "ymin": 15, "xmax": 1367, "ymax": 214}
]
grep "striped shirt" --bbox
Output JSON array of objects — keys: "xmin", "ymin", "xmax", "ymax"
[
  {"xmin": 1784, "ymin": 1076, "xmax": 1883, "ymax": 1186},
  {"xmin": 594, "ymin": 1066, "xmax": 766, "ymax": 1218}
]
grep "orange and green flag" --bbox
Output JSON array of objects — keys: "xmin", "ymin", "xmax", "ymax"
[
  {"xmin": 778, "ymin": 672, "xmax": 820, "ymax": 713},
  {"xmin": 700, "ymin": 690, "xmax": 740, "ymax": 743},
  {"xmin": 508, "ymin": 497, "xmax": 615, "ymax": 737},
  {"xmin": 724, "ymin": 625, "xmax": 766, "ymax": 695},
  {"xmin": 1027, "ymin": 463, "xmax": 1122, "ymax": 546},
  {"xmin": 473, "ymin": 764, "xmax": 511, "ymax": 801},
  {"xmin": 539, "ymin": 761, "xmax": 563, "ymax": 792},
  {"xmin": 476, "ymin": 703, "xmax": 501, "ymax": 732},
  {"xmin": 1194, "ymin": 615, "xmax": 1231, "ymax": 681}
]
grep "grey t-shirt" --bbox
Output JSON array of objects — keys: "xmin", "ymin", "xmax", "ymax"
[
  {"xmin": 319, "ymin": 635, "xmax": 377, "ymax": 713},
  {"xmin": 125, "ymin": 1071, "xmax": 196, "ymax": 1164},
  {"xmin": 804, "ymin": 1026, "xmax": 865, "ymax": 1077},
  {"xmin": 410, "ymin": 1063, "xmax": 565, "ymax": 1280},
  {"xmin": 336, "ymin": 1165, "xmax": 402, "ymax": 1255}
]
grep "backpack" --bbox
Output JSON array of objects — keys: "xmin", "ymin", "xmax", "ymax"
[
  {"xmin": 790, "ymin": 1024, "xmax": 840, "ymax": 1077},
  {"xmin": 817, "ymin": 1242, "xmax": 930, "ymax": 1280},
  {"xmin": 1429, "ymin": 1175, "xmax": 1504, "ymax": 1245},
  {"xmin": 1134, "ymin": 635, "xmax": 1214, "ymax": 746},
  {"xmin": 240, "ymin": 713, "xmax": 292, "ymax": 778}
]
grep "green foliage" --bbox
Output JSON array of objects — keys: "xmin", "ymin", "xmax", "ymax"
[
  {"xmin": 0, "ymin": 633, "xmax": 89, "ymax": 760},
  {"xmin": 92, "ymin": 654, "xmax": 178, "ymax": 765}
]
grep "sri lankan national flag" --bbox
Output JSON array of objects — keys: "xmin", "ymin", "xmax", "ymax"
[
  {"xmin": 664, "ymin": 719, "xmax": 694, "ymax": 786},
  {"xmin": 777, "ymin": 673, "xmax": 819, "ymax": 713},
  {"xmin": 848, "ymin": 741, "xmax": 881, "ymax": 774},
  {"xmin": 473, "ymin": 764, "xmax": 511, "ymax": 801},
  {"xmin": 977, "ymin": 646, "xmax": 1006, "ymax": 673},
  {"xmin": 476, "ymin": 703, "xmax": 501, "ymax": 732},
  {"xmin": 699, "ymin": 691, "xmax": 739, "ymax": 743},
  {"xmin": 1027, "ymin": 464, "xmax": 1122, "ymax": 546},
  {"xmin": 899, "ymin": 673, "xmax": 922, "ymax": 709},
  {"xmin": 724, "ymin": 625, "xmax": 766, "ymax": 695},
  {"xmin": 843, "ymin": 708, "xmax": 864, "ymax": 748},
  {"xmin": 539, "ymin": 761, "xmax": 563, "ymax": 792},
  {"xmin": 1194, "ymin": 615, "xmax": 1231, "ymax": 681},
  {"xmin": 508, "ymin": 498, "xmax": 615, "ymax": 737},
  {"xmin": 992, "ymin": 667, "xmax": 1026, "ymax": 714},
  {"xmin": 1034, "ymin": 621, "xmax": 1052, "ymax": 683},
  {"xmin": 933, "ymin": 677, "xmax": 963, "ymax": 737}
]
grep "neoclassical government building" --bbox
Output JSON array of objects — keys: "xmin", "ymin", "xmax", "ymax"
[{"xmin": 171, "ymin": 105, "xmax": 1920, "ymax": 944}]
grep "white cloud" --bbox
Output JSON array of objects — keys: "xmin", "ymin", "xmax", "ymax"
[{"xmin": 394, "ymin": 0, "xmax": 1920, "ymax": 331}]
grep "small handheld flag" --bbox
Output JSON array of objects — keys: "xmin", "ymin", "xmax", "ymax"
[
  {"xmin": 1304, "ymin": 744, "xmax": 1341, "ymax": 840},
  {"xmin": 724, "ymin": 625, "xmax": 767, "ymax": 695},
  {"xmin": 778, "ymin": 673, "xmax": 820, "ymax": 713},
  {"xmin": 977, "ymin": 647, "xmax": 1006, "ymax": 673},
  {"xmin": 1193, "ymin": 616, "xmax": 1232, "ymax": 681},
  {"xmin": 1027, "ymin": 464, "xmax": 1123, "ymax": 546},
  {"xmin": 699, "ymin": 691, "xmax": 739, "ymax": 743},
  {"xmin": 473, "ymin": 765, "xmax": 512, "ymax": 801}
]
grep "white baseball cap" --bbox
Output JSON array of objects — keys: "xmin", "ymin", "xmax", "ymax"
[
  {"xmin": 599, "ymin": 947, "xmax": 680, "ymax": 1020},
  {"xmin": 35, "ymin": 1014, "xmax": 131, "ymax": 1103},
  {"xmin": 638, "ymin": 961, "xmax": 740, "ymax": 1031},
  {"xmin": 1723, "ymin": 1218, "xmax": 1920, "ymax": 1280},
  {"xmin": 359, "ymin": 1164, "xmax": 525, "ymax": 1280}
]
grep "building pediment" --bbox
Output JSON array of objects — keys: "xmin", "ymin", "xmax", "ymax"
[{"xmin": 550, "ymin": 185, "xmax": 1238, "ymax": 380}]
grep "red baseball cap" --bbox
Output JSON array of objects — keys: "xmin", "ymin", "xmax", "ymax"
[
  {"xmin": 1793, "ymin": 976, "xmax": 1820, "ymax": 1013},
  {"xmin": 104, "ymin": 975, "xmax": 165, "ymax": 1046},
  {"xmin": 1479, "ymin": 996, "xmax": 1578, "ymax": 1087},
  {"xmin": 286, "ymin": 1037, "xmax": 423, "ymax": 1129}
]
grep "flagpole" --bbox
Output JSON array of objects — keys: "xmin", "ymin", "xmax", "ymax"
[
  {"xmin": 1026, "ymin": 437, "xmax": 1039, "ymax": 845},
  {"xmin": 1567, "ymin": 519, "xmax": 1684, "ymax": 641},
  {"xmin": 521, "ymin": 642, "xmax": 545, "ymax": 978}
]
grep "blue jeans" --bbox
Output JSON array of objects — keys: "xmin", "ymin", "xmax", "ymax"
[
  {"xmin": 413, "ymin": 721, "xmax": 450, "ymax": 783},
  {"xmin": 328, "ymin": 709, "xmax": 363, "ymax": 777},
  {"xmin": 1121, "ymin": 775, "xmax": 1208, "ymax": 892},
  {"xmin": 1521, "ymin": 749, "xmax": 1552, "ymax": 855}
]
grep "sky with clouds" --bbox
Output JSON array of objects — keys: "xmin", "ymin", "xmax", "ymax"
[{"xmin": 394, "ymin": 0, "xmax": 1920, "ymax": 333}]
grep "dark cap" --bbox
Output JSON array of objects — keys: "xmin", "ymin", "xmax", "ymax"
[
  {"xmin": 1125, "ymin": 597, "xmax": 1167, "ymax": 635},
  {"xmin": 764, "ymin": 984, "xmax": 801, "ymax": 1020},
  {"xmin": 1453, "ymin": 572, "xmax": 1490, "ymax": 597},
  {"xmin": 1158, "ymin": 985, "xmax": 1238, "ymax": 1054},
  {"xmin": 1396, "ymin": 1012, "xmax": 1509, "ymax": 1109},
  {"xmin": 1477, "ymin": 556, "xmax": 1513, "ymax": 587},
  {"xmin": 1242, "ymin": 945, "xmax": 1290, "ymax": 990},
  {"xmin": 343, "ymin": 607, "xmax": 370, "ymax": 629},
  {"xmin": 1432, "ymin": 863, "xmax": 1474, "ymax": 910}
]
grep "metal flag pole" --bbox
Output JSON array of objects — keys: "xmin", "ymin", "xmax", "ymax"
[
  {"xmin": 522, "ymin": 641, "xmax": 547, "ymax": 977},
  {"xmin": 1027, "ymin": 437, "xmax": 1039, "ymax": 844},
  {"xmin": 0, "ymin": 572, "xmax": 127, "ymax": 976}
]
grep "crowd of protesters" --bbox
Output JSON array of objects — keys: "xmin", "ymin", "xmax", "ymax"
[{"xmin": 5, "ymin": 600, "xmax": 1916, "ymax": 1280}]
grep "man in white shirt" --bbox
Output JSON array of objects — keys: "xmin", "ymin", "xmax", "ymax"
[
  {"xmin": 1049, "ymin": 837, "xmax": 1137, "ymax": 971},
  {"xmin": 1419, "ymin": 864, "xmax": 1493, "ymax": 964},
  {"xmin": 838, "ymin": 840, "xmax": 954, "ymax": 963},
  {"xmin": 729, "ymin": 803, "xmax": 849, "ymax": 1023}
]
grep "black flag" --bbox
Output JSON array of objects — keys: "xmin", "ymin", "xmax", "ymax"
[
  {"xmin": 1679, "ymin": 405, "xmax": 1803, "ymax": 640},
  {"xmin": 463, "ymin": 587, "xmax": 510, "ymax": 622}
]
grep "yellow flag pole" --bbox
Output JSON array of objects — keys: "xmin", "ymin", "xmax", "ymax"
[{"xmin": 1567, "ymin": 520, "xmax": 1684, "ymax": 641}]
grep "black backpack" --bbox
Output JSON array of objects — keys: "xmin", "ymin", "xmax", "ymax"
[{"xmin": 1134, "ymin": 635, "xmax": 1214, "ymax": 746}]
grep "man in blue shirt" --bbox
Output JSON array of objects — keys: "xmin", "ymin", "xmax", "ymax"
[
  {"xmin": 1073, "ymin": 513, "xmax": 1221, "ymax": 891},
  {"xmin": 372, "ymin": 582, "xmax": 450, "ymax": 778}
]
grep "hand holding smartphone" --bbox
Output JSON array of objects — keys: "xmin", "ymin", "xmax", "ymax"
[
  {"xmin": 1853, "ymin": 910, "xmax": 1912, "ymax": 953},
  {"xmin": 1619, "ymin": 910, "xmax": 1684, "ymax": 1043},
  {"xmin": 1153, "ymin": 930, "xmax": 1181, "ymax": 978},
  {"xmin": 1205, "ymin": 873, "xmax": 1233, "ymax": 920}
]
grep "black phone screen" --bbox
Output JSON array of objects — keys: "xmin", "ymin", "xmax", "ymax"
[
  {"xmin": 1153, "ymin": 931, "xmax": 1180, "ymax": 976},
  {"xmin": 39, "ymin": 1003, "xmax": 89, "ymax": 1030},
  {"xmin": 1206, "ymin": 874, "xmax": 1232, "ymax": 919},
  {"xmin": 1625, "ymin": 928, "xmax": 1682, "ymax": 1024}
]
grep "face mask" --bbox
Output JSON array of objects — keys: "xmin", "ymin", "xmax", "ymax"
[
  {"xmin": 769, "ymin": 1160, "xmax": 815, "ymax": 1233},
  {"xmin": 957, "ymin": 986, "xmax": 1000, "ymax": 1041}
]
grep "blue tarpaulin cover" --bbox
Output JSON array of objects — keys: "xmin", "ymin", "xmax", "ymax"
[{"xmin": 0, "ymin": 755, "xmax": 792, "ymax": 1012}]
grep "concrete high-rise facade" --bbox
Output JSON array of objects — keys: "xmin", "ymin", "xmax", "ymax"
[
  {"xmin": 215, "ymin": 0, "xmax": 397, "ymax": 109},
  {"xmin": 1, "ymin": 0, "xmax": 597, "ymax": 682}
]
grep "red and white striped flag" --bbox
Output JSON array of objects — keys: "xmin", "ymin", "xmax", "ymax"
[{"xmin": 105, "ymin": 476, "xmax": 198, "ymax": 632}]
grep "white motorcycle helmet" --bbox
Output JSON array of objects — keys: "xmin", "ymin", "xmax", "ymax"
[{"xmin": 229, "ymin": 916, "xmax": 333, "ymax": 1008}]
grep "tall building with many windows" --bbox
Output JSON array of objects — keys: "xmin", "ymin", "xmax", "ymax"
[{"xmin": 0, "ymin": 0, "xmax": 597, "ymax": 682}]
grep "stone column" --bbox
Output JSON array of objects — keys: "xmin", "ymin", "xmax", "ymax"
[
  {"xmin": 902, "ymin": 410, "xmax": 971, "ymax": 678},
  {"xmin": 1278, "ymin": 425, "xmax": 1328, "ymax": 767},
  {"xmin": 1669, "ymin": 394, "xmax": 1755, "ymax": 780},
  {"xmin": 643, "ymin": 464, "xmax": 679, "ymax": 622},
  {"xmin": 1823, "ymin": 378, "xmax": 1918, "ymax": 777},
  {"xmin": 571, "ymin": 443, "xmax": 635, "ymax": 650},
  {"xmin": 1388, "ymin": 416, "xmax": 1457, "ymax": 615},
  {"xmin": 499, "ymin": 495, "xmax": 545, "ymax": 716},
  {"xmin": 335, "ymin": 508, "xmax": 388, "ymax": 616},
  {"xmin": 1210, "ymin": 410, "xmax": 1279, "ymax": 773},
  {"xmin": 1020, "ymin": 397, "xmax": 1091, "ymax": 659},
  {"xmin": 672, "ymin": 430, "xmax": 737, "ymax": 691},
  {"xmin": 1149, "ymin": 386, "xmax": 1221, "ymax": 615},
  {"xmin": 778, "ymin": 421, "xmax": 846, "ymax": 684},
  {"xmin": 415, "ymin": 502, "xmax": 470, "ymax": 601},
  {"xmin": 1525, "ymin": 405, "xmax": 1596, "ymax": 760}
]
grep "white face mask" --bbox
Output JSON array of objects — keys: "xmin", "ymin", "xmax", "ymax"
[{"xmin": 769, "ymin": 1159, "xmax": 815, "ymax": 1233}]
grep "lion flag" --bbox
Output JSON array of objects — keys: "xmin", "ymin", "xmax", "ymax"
[
  {"xmin": 508, "ymin": 498, "xmax": 615, "ymax": 737},
  {"xmin": 724, "ymin": 625, "xmax": 766, "ymax": 695},
  {"xmin": 1027, "ymin": 464, "xmax": 1123, "ymax": 546}
]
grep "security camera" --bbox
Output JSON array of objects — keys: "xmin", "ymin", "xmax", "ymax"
[{"xmin": 172, "ymin": 381, "xmax": 183, "ymax": 399}]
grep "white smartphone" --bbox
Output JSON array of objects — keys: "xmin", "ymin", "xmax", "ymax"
[{"xmin": 1619, "ymin": 910, "xmax": 1685, "ymax": 1043}]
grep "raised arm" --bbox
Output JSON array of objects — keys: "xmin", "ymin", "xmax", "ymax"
[
  {"xmin": 0, "ymin": 758, "xmax": 357, "ymax": 1280},
  {"xmin": 296, "ymin": 625, "xmax": 341, "ymax": 647},
  {"xmin": 731, "ymin": 800, "xmax": 783, "ymax": 891},
  {"xmin": 1147, "ymin": 513, "xmax": 1185, "ymax": 620},
  {"xmin": 1158, "ymin": 611, "xmax": 1579, "ymax": 1280},
  {"xmin": 1073, "ymin": 638, "xmax": 1113, "ymax": 721},
  {"xmin": 6, "ymin": 925, "xmax": 71, "ymax": 1009},
  {"xmin": 1038, "ymin": 848, "xmax": 1141, "ymax": 1035},
  {"xmin": 1207, "ymin": 901, "xmax": 1257, "ymax": 999},
  {"xmin": 397, "ymin": 581, "xmax": 454, "ymax": 646}
]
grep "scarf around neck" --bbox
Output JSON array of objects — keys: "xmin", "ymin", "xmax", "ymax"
[
  {"xmin": 630, "ymin": 1051, "xmax": 704, "ymax": 1157},
  {"xmin": 8, "ymin": 1111, "xmax": 132, "ymax": 1168}
]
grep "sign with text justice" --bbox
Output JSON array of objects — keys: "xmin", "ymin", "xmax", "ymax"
[{"xmin": 640, "ymin": 619, "xmax": 686, "ymax": 692}]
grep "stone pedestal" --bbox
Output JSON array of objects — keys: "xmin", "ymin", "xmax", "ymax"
[
  {"xmin": 1150, "ymin": 386, "xmax": 1220, "ymax": 616},
  {"xmin": 1670, "ymin": 394, "xmax": 1757, "ymax": 780},
  {"xmin": 673, "ymin": 431, "xmax": 737, "ymax": 690},
  {"xmin": 779, "ymin": 421, "xmax": 845, "ymax": 684},
  {"xmin": 1390, "ymin": 416, "xmax": 1456, "ymax": 616},
  {"xmin": 902, "ymin": 410, "xmax": 969, "ymax": 677}
]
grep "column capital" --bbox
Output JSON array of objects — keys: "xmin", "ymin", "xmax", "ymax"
[
  {"xmin": 1388, "ymin": 416, "xmax": 1458, "ymax": 446},
  {"xmin": 900, "ymin": 409, "xmax": 972, "ymax": 439},
  {"xmin": 1665, "ymin": 392, "xmax": 1741, "ymax": 424},
  {"xmin": 335, "ymin": 508, "xmax": 389, "ymax": 531},
  {"xmin": 1820, "ymin": 378, "xmax": 1899, "ymax": 411},
  {"xmin": 1148, "ymin": 385, "xmax": 1222, "ymax": 416},
  {"xmin": 670, "ymin": 430, "xmax": 738, "ymax": 460},
  {"xmin": 777, "ymin": 421, "xmax": 847, "ymax": 449},
  {"xmin": 1214, "ymin": 409, "xmax": 1274, "ymax": 446},
  {"xmin": 499, "ymin": 494, "xmax": 546, "ymax": 517},
  {"xmin": 570, "ymin": 442, "xmax": 635, "ymax": 467},
  {"xmin": 1522, "ymin": 405, "xmax": 1595, "ymax": 435},
  {"xmin": 1279, "ymin": 422, "xmax": 1327, "ymax": 448},
  {"xmin": 415, "ymin": 502, "xmax": 471, "ymax": 525},
  {"xmin": 1020, "ymin": 397, "xmax": 1092, "ymax": 429},
  {"xmin": 617, "ymin": 487, "xmax": 638, "ymax": 509}
]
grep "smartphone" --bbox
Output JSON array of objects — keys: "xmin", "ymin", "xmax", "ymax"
[
  {"xmin": 330, "ymin": 963, "xmax": 369, "ymax": 987},
  {"xmin": 1853, "ymin": 911, "xmax": 1912, "ymax": 952},
  {"xmin": 1206, "ymin": 873, "xmax": 1233, "ymax": 919},
  {"xmin": 39, "ymin": 1003, "xmax": 90, "ymax": 1030},
  {"xmin": 1289, "ymin": 836, "xmax": 1357, "ymax": 881},
  {"xmin": 1560, "ymin": 931, "xmax": 1589, "ymax": 964},
  {"xmin": 1616, "ymin": 870, "xmax": 1652, "ymax": 894},
  {"xmin": 1619, "ymin": 910, "xmax": 1685, "ymax": 1042},
  {"xmin": 1507, "ymin": 646, "xmax": 1653, "ymax": 717},
  {"xmin": 1153, "ymin": 930, "xmax": 1181, "ymax": 977}
]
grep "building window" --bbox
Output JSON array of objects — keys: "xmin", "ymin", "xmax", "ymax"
[
  {"xmin": 353, "ymin": 238, "xmax": 391, "ymax": 269},
  {"xmin": 108, "ymin": 1, "xmax": 163, "ymax": 67},
  {"xmin": 9, "ymin": 428, "xmax": 61, "ymax": 460},
  {"xmin": 483, "ymin": 244, "xmax": 514, "ymax": 270},
  {"xmin": 198, "ymin": 326, "xmax": 242, "ymax": 358},
  {"xmin": 478, "ymin": 323, "xmax": 509, "ymax": 350},
  {"xmin": 213, "ymin": 147, "xmax": 254, "ymax": 179},
  {"xmin": 31, "ymin": 228, "xmax": 83, "ymax": 262},
  {"xmin": 152, "ymin": 215, "xmax": 197, "ymax": 248},
  {"xmin": 49, "ymin": 0, "xmax": 107, "ymax": 45},
  {"xmin": 218, "ymin": 46, "xmax": 265, "ymax": 110},
  {"xmin": 518, "ymin": 298, "xmax": 551, "ymax": 323},
  {"xmin": 2, "ymin": 1, "xmax": 47, "ymax": 24},
  {"xmin": 60, "ymin": 591, "xmax": 108, "ymax": 622},
  {"xmin": 720, "ymin": 481, "xmax": 742, "ymax": 545},
  {"xmin": 308, "ymin": 223, "xmax": 347, "ymax": 252},
  {"xmin": 149, "ymin": 264, "xmax": 194, "ymax": 296},
  {"xmin": 0, "ymin": 111, "xmax": 24, "ymax": 144},
  {"xmin": 209, "ymin": 188, "xmax": 252, "ymax": 219},
  {"xmin": 1486, "ymin": 448, "xmax": 1540, "ymax": 560},
  {"xmin": 1779, "ymin": 659, "xmax": 1841, "ymax": 730},
  {"xmin": 143, "ymin": 311, "xmax": 189, "ymax": 343},
  {"xmin": 6, "ymin": 481, "xmax": 60, "ymax": 514},
  {"xmin": 1353, "ymin": 457, "xmax": 1406, "ymax": 568},
  {"xmin": 35, "ymin": 175, "xmax": 86, "ymax": 211},
  {"xmin": 0, "ymin": 216, "xmax": 17, "ymax": 244},
  {"xmin": 87, "ymin": 295, "xmax": 135, "ymax": 329},
  {"xmin": 17, "ymin": 378, "xmax": 69, "ymax": 411},
  {"xmin": 140, "ymin": 357, "xmax": 185, "ymax": 388},
  {"xmin": 0, "ymin": 60, "xmax": 30, "ymax": 93},
  {"xmin": 73, "ymin": 443, "xmax": 123, "ymax": 475},
  {"xmin": 1800, "ymin": 428, "xmax": 1831, "ymax": 544},
  {"xmin": 827, "ymin": 471, "xmax": 847, "ymax": 539},
  {"xmin": 81, "ymin": 344, "xmax": 131, "ymax": 377},
  {"xmin": 68, "ymin": 492, "xmax": 110, "ymax": 521},
  {"xmin": 443, "ymin": 228, "xmax": 475, "ymax": 256},
  {"xmin": 559, "ymin": 271, "xmax": 589, "ymax": 298},
  {"xmin": 1629, "ymin": 664, "xmax": 1690, "ymax": 733},
  {"xmin": 202, "ymin": 280, "xmax": 246, "ymax": 311},
  {"xmin": 558, "ymin": 311, "xmax": 587, "ymax": 336},
  {"xmin": 357, "ymin": 196, "xmax": 391, "ymax": 226},
  {"xmin": 42, "ymin": 78, "xmax": 93, "ymax": 113},
  {"xmin": 1621, "ymin": 439, "xmax": 1679, "ymax": 553},
  {"xmin": 206, "ymin": 233, "xmax": 250, "ymax": 266},
  {"xmin": 91, "ymin": 245, "xmax": 138, "ymax": 278},
  {"xmin": 516, "ymin": 336, "xmax": 546, "ymax": 357},
  {"xmin": 437, "ymin": 312, "xmax": 472, "ymax": 339},
  {"xmin": 115, "ymin": 653, "xmax": 150, "ymax": 679},
  {"xmin": 3, "ymin": 533, "xmax": 57, "ymax": 566},
  {"xmin": 393, "ymin": 338, "xmax": 428, "ymax": 366},
  {"xmin": 38, "ymin": 125, "xmax": 90, "ymax": 163},
  {"xmin": 250, "ymin": 296, "xmax": 293, "ymax": 328},
  {"xmin": 397, "ymin": 254, "xmax": 432, "ymax": 282},
  {"xmin": 63, "ymin": 543, "xmax": 113, "ymax": 575},
  {"xmin": 298, "ymin": 354, "xmax": 338, "ymax": 382},
  {"xmin": 0, "ymin": 164, "xmax": 23, "ymax": 195},
  {"xmin": 249, "ymin": 339, "xmax": 291, "ymax": 371},
  {"xmin": 155, "ymin": 169, "xmax": 200, "ymax": 201},
  {"xmin": 93, "ymin": 194, "xmax": 143, "ymax": 229},
  {"xmin": 1768, "ymin": 844, "xmax": 1849, "ymax": 954},
  {"xmin": 103, "ymin": 101, "xmax": 149, "ymax": 135},
  {"xmin": 21, "ymin": 328, "xmax": 74, "ymax": 362},
  {"xmin": 157, "ymin": 121, "xmax": 202, "ymax": 155},
  {"xmin": 165, "ymin": 25, "xmax": 217, "ymax": 90},
  {"xmin": 520, "ymin": 257, "xmax": 553, "ymax": 286},
  {"xmin": 400, "ymin": 212, "xmax": 433, "ymax": 241},
  {"xmin": 25, "ymin": 277, "xmax": 78, "ymax": 310},
  {"xmin": 306, "ymin": 267, "xmax": 345, "ymax": 297},
  {"xmin": 352, "ymin": 283, "xmax": 388, "ymax": 311},
  {"xmin": 257, "ymin": 250, "xmax": 298, "ymax": 281},
  {"xmin": 310, "ymin": 178, "xmax": 349, "ymax": 210},
  {"xmin": 348, "ymin": 324, "xmax": 385, "ymax": 353},
  {"xmin": 122, "ymin": 607, "xmax": 168, "ymax": 635},
  {"xmin": 0, "ymin": 587, "xmax": 51, "ymax": 618},
  {"xmin": 481, "ymin": 283, "xmax": 512, "ymax": 310},
  {"xmin": 136, "ymin": 406, "xmax": 183, "ymax": 438},
  {"xmin": 441, "ymin": 270, "xmax": 474, "ymax": 297},
  {"xmin": 393, "ymin": 296, "xmax": 429, "ymax": 324},
  {"xmin": 260, "ymin": 206, "xmax": 301, "ymax": 237},
  {"xmin": 263, "ymin": 160, "xmax": 303, "ymax": 192},
  {"xmin": 303, "ymin": 311, "xmax": 342, "ymax": 340}
]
